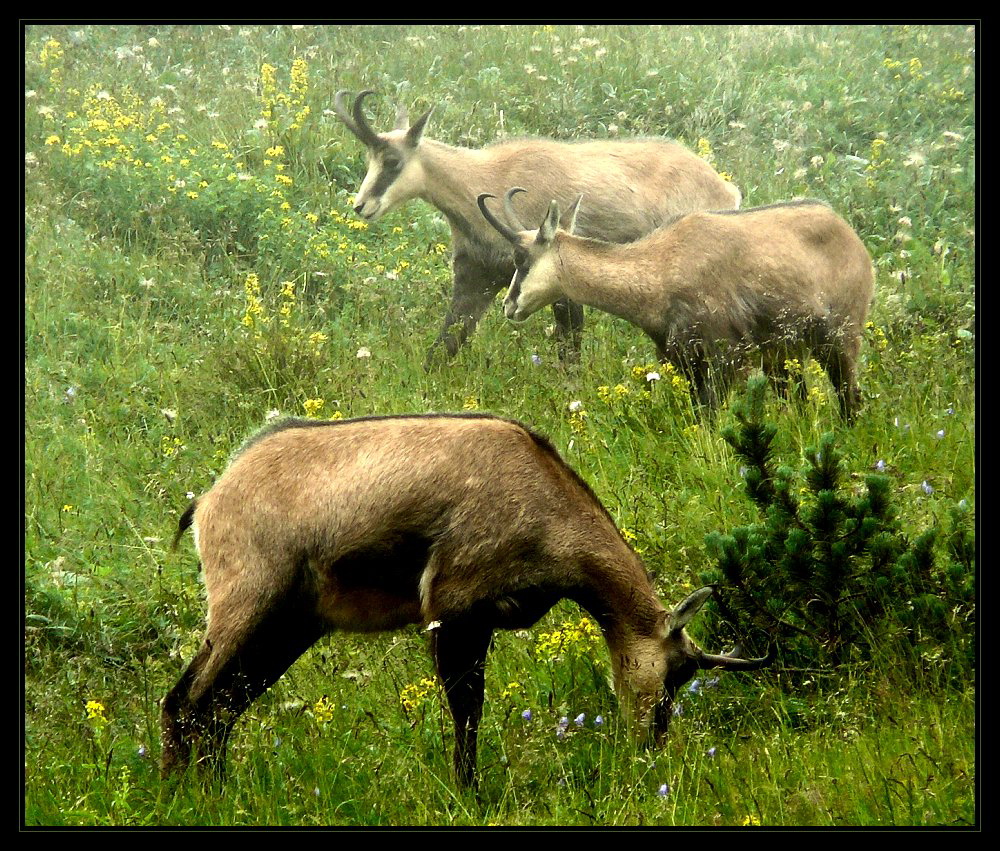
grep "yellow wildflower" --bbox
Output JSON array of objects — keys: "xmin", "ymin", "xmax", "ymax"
[
  {"xmin": 535, "ymin": 617, "xmax": 602, "ymax": 662},
  {"xmin": 312, "ymin": 696, "xmax": 335, "ymax": 723},
  {"xmin": 400, "ymin": 677, "xmax": 438, "ymax": 713},
  {"xmin": 85, "ymin": 699, "xmax": 107, "ymax": 725}
]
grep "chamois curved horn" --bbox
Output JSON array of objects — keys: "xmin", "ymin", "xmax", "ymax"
[
  {"xmin": 502, "ymin": 187, "xmax": 529, "ymax": 233},
  {"xmin": 477, "ymin": 193, "xmax": 521, "ymax": 244},
  {"xmin": 697, "ymin": 643, "xmax": 776, "ymax": 671},
  {"xmin": 333, "ymin": 89, "xmax": 382, "ymax": 148},
  {"xmin": 351, "ymin": 89, "xmax": 384, "ymax": 149},
  {"xmin": 333, "ymin": 90, "xmax": 361, "ymax": 137}
]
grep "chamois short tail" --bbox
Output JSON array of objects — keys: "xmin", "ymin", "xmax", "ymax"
[{"xmin": 171, "ymin": 500, "xmax": 197, "ymax": 552}]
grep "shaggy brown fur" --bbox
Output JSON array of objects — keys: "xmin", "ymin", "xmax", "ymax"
[
  {"xmin": 162, "ymin": 414, "xmax": 770, "ymax": 787},
  {"xmin": 489, "ymin": 197, "xmax": 874, "ymax": 419}
]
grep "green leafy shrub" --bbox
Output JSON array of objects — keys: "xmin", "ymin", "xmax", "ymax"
[{"xmin": 701, "ymin": 375, "xmax": 974, "ymax": 680}]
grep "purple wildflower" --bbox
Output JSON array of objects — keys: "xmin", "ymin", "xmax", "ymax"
[
  {"xmin": 687, "ymin": 679, "xmax": 702, "ymax": 695},
  {"xmin": 657, "ymin": 783, "xmax": 671, "ymax": 798},
  {"xmin": 556, "ymin": 716, "xmax": 569, "ymax": 739},
  {"xmin": 706, "ymin": 747, "xmax": 717, "ymax": 758},
  {"xmin": 521, "ymin": 709, "xmax": 532, "ymax": 721},
  {"xmin": 531, "ymin": 353, "xmax": 542, "ymax": 365},
  {"xmin": 921, "ymin": 480, "xmax": 934, "ymax": 495},
  {"xmin": 936, "ymin": 429, "xmax": 945, "ymax": 439},
  {"xmin": 594, "ymin": 715, "xmax": 604, "ymax": 728},
  {"xmin": 672, "ymin": 702, "xmax": 684, "ymax": 718},
  {"xmin": 574, "ymin": 713, "xmax": 586, "ymax": 727},
  {"xmin": 875, "ymin": 459, "xmax": 887, "ymax": 472}
]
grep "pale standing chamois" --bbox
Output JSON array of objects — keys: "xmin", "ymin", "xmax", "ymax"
[
  {"xmin": 480, "ymin": 190, "xmax": 874, "ymax": 419},
  {"xmin": 332, "ymin": 90, "xmax": 741, "ymax": 363},
  {"xmin": 162, "ymin": 414, "xmax": 772, "ymax": 788}
]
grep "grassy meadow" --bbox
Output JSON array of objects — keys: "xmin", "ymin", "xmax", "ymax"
[{"xmin": 23, "ymin": 24, "xmax": 976, "ymax": 827}]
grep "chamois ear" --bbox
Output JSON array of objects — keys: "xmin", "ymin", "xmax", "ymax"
[
  {"xmin": 405, "ymin": 106, "xmax": 434, "ymax": 148},
  {"xmin": 538, "ymin": 200, "xmax": 561, "ymax": 245},
  {"xmin": 668, "ymin": 586, "xmax": 714, "ymax": 633},
  {"xmin": 561, "ymin": 194, "xmax": 583, "ymax": 235}
]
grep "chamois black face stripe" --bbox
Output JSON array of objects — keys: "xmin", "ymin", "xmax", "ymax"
[
  {"xmin": 508, "ymin": 268, "xmax": 526, "ymax": 305},
  {"xmin": 367, "ymin": 149, "xmax": 405, "ymax": 198}
]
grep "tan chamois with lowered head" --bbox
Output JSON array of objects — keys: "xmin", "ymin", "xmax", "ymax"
[
  {"xmin": 162, "ymin": 413, "xmax": 772, "ymax": 788},
  {"xmin": 332, "ymin": 90, "xmax": 741, "ymax": 362},
  {"xmin": 480, "ymin": 190, "xmax": 874, "ymax": 419}
]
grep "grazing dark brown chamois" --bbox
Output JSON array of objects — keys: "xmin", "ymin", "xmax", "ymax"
[
  {"xmin": 332, "ymin": 90, "xmax": 741, "ymax": 362},
  {"xmin": 481, "ymin": 189, "xmax": 874, "ymax": 419},
  {"xmin": 162, "ymin": 413, "xmax": 771, "ymax": 788}
]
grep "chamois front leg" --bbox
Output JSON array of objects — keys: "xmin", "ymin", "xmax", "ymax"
[
  {"xmin": 427, "ymin": 252, "xmax": 504, "ymax": 365},
  {"xmin": 550, "ymin": 298, "xmax": 585, "ymax": 363},
  {"xmin": 431, "ymin": 618, "xmax": 494, "ymax": 789}
]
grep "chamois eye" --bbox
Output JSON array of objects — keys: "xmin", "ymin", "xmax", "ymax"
[
  {"xmin": 383, "ymin": 154, "xmax": 401, "ymax": 170},
  {"xmin": 514, "ymin": 250, "xmax": 530, "ymax": 269}
]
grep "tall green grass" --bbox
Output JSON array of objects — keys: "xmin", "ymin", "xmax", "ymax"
[{"xmin": 24, "ymin": 23, "xmax": 975, "ymax": 826}]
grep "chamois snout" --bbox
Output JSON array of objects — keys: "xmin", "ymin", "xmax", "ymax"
[
  {"xmin": 352, "ymin": 190, "xmax": 383, "ymax": 221},
  {"xmin": 503, "ymin": 292, "xmax": 526, "ymax": 322}
]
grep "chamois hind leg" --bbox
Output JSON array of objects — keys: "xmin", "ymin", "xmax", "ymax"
[
  {"xmin": 816, "ymin": 341, "xmax": 860, "ymax": 421},
  {"xmin": 431, "ymin": 618, "xmax": 494, "ymax": 789},
  {"xmin": 161, "ymin": 578, "xmax": 325, "ymax": 781}
]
